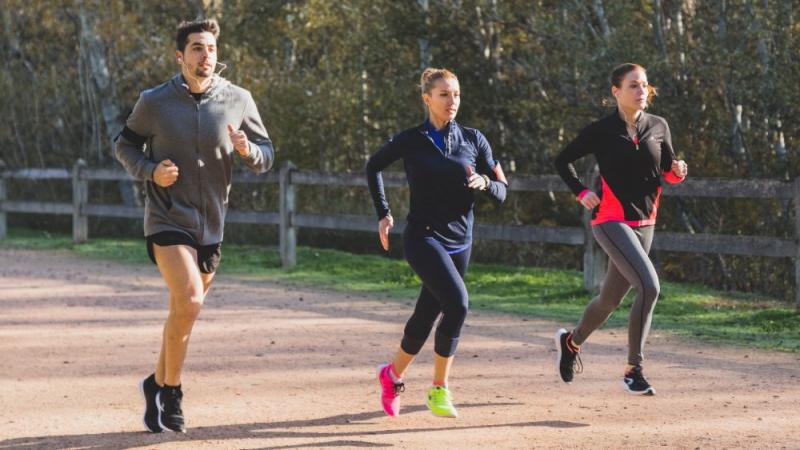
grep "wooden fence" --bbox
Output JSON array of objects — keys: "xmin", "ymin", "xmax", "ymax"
[{"xmin": 1, "ymin": 159, "xmax": 798, "ymax": 309}]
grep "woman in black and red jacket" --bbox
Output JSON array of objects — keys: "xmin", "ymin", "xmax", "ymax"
[
  {"xmin": 554, "ymin": 63, "xmax": 688, "ymax": 396},
  {"xmin": 366, "ymin": 68, "xmax": 506, "ymax": 418}
]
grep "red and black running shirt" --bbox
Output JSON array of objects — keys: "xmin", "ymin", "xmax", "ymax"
[{"xmin": 555, "ymin": 110, "xmax": 684, "ymax": 227}]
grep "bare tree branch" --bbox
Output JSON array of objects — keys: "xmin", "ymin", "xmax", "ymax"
[{"xmin": 592, "ymin": 0, "xmax": 610, "ymax": 41}]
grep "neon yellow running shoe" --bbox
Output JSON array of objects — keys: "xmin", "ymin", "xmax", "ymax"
[{"xmin": 426, "ymin": 386, "xmax": 458, "ymax": 418}]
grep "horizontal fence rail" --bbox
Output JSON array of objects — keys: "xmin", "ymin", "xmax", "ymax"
[{"xmin": 0, "ymin": 160, "xmax": 798, "ymax": 309}]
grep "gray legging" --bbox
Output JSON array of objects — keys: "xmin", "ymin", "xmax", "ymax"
[{"xmin": 572, "ymin": 222, "xmax": 659, "ymax": 366}]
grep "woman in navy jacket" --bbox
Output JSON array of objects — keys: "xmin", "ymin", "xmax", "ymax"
[{"xmin": 366, "ymin": 68, "xmax": 507, "ymax": 418}]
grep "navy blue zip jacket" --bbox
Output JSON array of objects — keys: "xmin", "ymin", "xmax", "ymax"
[{"xmin": 366, "ymin": 120, "xmax": 507, "ymax": 248}]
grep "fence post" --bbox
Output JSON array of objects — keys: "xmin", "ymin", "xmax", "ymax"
[
  {"xmin": 72, "ymin": 159, "xmax": 88, "ymax": 243},
  {"xmin": 794, "ymin": 177, "xmax": 800, "ymax": 312},
  {"xmin": 583, "ymin": 164, "xmax": 606, "ymax": 292},
  {"xmin": 0, "ymin": 159, "xmax": 6, "ymax": 240},
  {"xmin": 279, "ymin": 161, "xmax": 297, "ymax": 268}
]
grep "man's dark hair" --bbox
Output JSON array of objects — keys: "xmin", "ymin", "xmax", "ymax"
[{"xmin": 176, "ymin": 19, "xmax": 220, "ymax": 52}]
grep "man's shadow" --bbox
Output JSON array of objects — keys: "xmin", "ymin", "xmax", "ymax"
[{"xmin": 0, "ymin": 402, "xmax": 587, "ymax": 449}]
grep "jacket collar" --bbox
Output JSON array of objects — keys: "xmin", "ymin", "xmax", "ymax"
[
  {"xmin": 603, "ymin": 109, "xmax": 650, "ymax": 134},
  {"xmin": 418, "ymin": 119, "xmax": 463, "ymax": 156},
  {"xmin": 608, "ymin": 108, "xmax": 649, "ymax": 127},
  {"xmin": 170, "ymin": 73, "xmax": 229, "ymax": 101},
  {"xmin": 420, "ymin": 119, "xmax": 457, "ymax": 133},
  {"xmin": 418, "ymin": 119, "xmax": 461, "ymax": 143}
]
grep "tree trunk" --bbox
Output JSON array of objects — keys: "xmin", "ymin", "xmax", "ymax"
[
  {"xmin": 417, "ymin": 0, "xmax": 432, "ymax": 70},
  {"xmin": 653, "ymin": 0, "xmax": 669, "ymax": 61},
  {"xmin": 77, "ymin": 2, "xmax": 139, "ymax": 206},
  {"xmin": 592, "ymin": 0, "xmax": 611, "ymax": 41},
  {"xmin": 2, "ymin": 7, "xmax": 35, "ymax": 167}
]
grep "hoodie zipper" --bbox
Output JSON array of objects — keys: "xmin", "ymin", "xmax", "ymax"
[{"xmin": 195, "ymin": 100, "xmax": 206, "ymax": 241}]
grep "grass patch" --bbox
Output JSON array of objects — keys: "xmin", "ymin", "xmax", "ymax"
[{"xmin": 3, "ymin": 227, "xmax": 798, "ymax": 352}]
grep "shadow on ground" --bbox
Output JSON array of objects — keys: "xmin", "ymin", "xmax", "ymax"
[{"xmin": 0, "ymin": 403, "xmax": 587, "ymax": 449}]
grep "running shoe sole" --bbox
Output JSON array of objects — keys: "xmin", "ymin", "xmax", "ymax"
[
  {"xmin": 554, "ymin": 328, "xmax": 570, "ymax": 383},
  {"xmin": 621, "ymin": 380, "xmax": 656, "ymax": 396}
]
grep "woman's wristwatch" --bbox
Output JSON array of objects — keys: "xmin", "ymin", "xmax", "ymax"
[{"xmin": 481, "ymin": 174, "xmax": 491, "ymax": 191}]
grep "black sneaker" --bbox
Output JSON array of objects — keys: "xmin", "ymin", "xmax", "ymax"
[
  {"xmin": 139, "ymin": 373, "xmax": 162, "ymax": 433},
  {"xmin": 156, "ymin": 385, "xmax": 187, "ymax": 432},
  {"xmin": 622, "ymin": 365, "xmax": 656, "ymax": 395},
  {"xmin": 555, "ymin": 328, "xmax": 582, "ymax": 383}
]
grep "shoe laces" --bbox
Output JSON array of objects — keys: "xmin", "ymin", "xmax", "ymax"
[
  {"xmin": 382, "ymin": 380, "xmax": 404, "ymax": 397},
  {"xmin": 431, "ymin": 386, "xmax": 452, "ymax": 403},
  {"xmin": 162, "ymin": 387, "xmax": 183, "ymax": 414},
  {"xmin": 572, "ymin": 352, "xmax": 583, "ymax": 375},
  {"xmin": 626, "ymin": 366, "xmax": 648, "ymax": 384},
  {"xmin": 563, "ymin": 334, "xmax": 583, "ymax": 375},
  {"xmin": 172, "ymin": 396, "xmax": 183, "ymax": 415}
]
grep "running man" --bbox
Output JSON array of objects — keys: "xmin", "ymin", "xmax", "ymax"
[
  {"xmin": 366, "ymin": 68, "xmax": 507, "ymax": 417},
  {"xmin": 114, "ymin": 19, "xmax": 274, "ymax": 432},
  {"xmin": 553, "ymin": 63, "xmax": 688, "ymax": 395}
]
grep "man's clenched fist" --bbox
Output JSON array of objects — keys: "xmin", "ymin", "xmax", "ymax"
[
  {"xmin": 227, "ymin": 124, "xmax": 250, "ymax": 157},
  {"xmin": 153, "ymin": 159, "xmax": 179, "ymax": 187}
]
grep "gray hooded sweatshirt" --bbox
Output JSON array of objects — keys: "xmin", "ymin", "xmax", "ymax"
[{"xmin": 115, "ymin": 74, "xmax": 274, "ymax": 245}]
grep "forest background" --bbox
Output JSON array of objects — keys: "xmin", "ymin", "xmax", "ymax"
[{"xmin": 1, "ymin": 0, "xmax": 797, "ymax": 300}]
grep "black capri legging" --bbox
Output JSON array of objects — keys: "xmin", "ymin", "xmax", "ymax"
[{"xmin": 400, "ymin": 228, "xmax": 471, "ymax": 358}]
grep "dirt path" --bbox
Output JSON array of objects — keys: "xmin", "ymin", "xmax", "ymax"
[{"xmin": 0, "ymin": 248, "xmax": 798, "ymax": 449}]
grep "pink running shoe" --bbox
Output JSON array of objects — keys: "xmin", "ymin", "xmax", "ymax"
[{"xmin": 377, "ymin": 363, "xmax": 404, "ymax": 416}]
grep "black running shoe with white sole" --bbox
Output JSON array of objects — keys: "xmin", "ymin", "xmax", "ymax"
[
  {"xmin": 622, "ymin": 365, "xmax": 655, "ymax": 395},
  {"xmin": 156, "ymin": 385, "xmax": 187, "ymax": 432},
  {"xmin": 139, "ymin": 373, "xmax": 162, "ymax": 433},
  {"xmin": 555, "ymin": 328, "xmax": 582, "ymax": 383}
]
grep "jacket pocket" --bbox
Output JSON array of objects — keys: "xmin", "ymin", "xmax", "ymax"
[
  {"xmin": 165, "ymin": 184, "xmax": 201, "ymax": 230},
  {"xmin": 151, "ymin": 183, "xmax": 173, "ymax": 211},
  {"xmin": 166, "ymin": 200, "xmax": 200, "ymax": 230}
]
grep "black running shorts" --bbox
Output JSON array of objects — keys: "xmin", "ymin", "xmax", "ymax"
[{"xmin": 146, "ymin": 231, "xmax": 222, "ymax": 274}]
